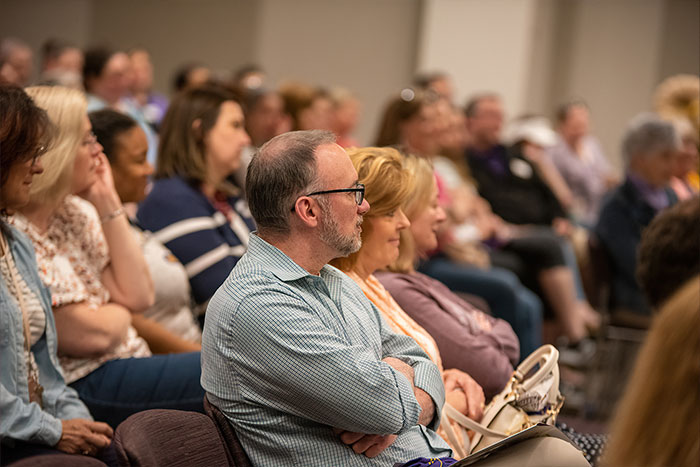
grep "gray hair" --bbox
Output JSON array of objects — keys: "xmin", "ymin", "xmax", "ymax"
[
  {"xmin": 622, "ymin": 113, "xmax": 679, "ymax": 166},
  {"xmin": 246, "ymin": 129, "xmax": 336, "ymax": 234}
]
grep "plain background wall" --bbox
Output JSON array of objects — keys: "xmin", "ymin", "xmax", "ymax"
[
  {"xmin": 2, "ymin": 0, "xmax": 698, "ymax": 162},
  {"xmin": 255, "ymin": 0, "xmax": 420, "ymax": 145}
]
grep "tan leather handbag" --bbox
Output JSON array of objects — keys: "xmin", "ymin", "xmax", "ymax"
[{"xmin": 442, "ymin": 345, "xmax": 565, "ymax": 458}]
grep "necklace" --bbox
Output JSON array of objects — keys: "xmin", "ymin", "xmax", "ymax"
[{"xmin": 0, "ymin": 233, "xmax": 44, "ymax": 408}]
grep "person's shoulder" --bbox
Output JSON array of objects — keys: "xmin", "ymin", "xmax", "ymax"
[
  {"xmin": 139, "ymin": 177, "xmax": 212, "ymax": 225},
  {"xmin": 59, "ymin": 196, "xmax": 101, "ymax": 230},
  {"xmin": 148, "ymin": 176, "xmax": 201, "ymax": 198},
  {"xmin": 4, "ymin": 223, "xmax": 34, "ymax": 257}
]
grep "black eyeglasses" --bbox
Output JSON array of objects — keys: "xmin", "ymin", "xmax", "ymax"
[{"xmin": 291, "ymin": 183, "xmax": 365, "ymax": 212}]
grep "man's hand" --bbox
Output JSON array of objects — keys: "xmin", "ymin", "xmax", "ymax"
[
  {"xmin": 333, "ymin": 428, "xmax": 398, "ymax": 458},
  {"xmin": 443, "ymin": 369, "xmax": 485, "ymax": 421},
  {"xmin": 55, "ymin": 418, "xmax": 113, "ymax": 456}
]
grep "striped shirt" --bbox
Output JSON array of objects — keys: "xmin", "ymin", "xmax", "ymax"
[
  {"xmin": 137, "ymin": 176, "xmax": 255, "ymax": 305},
  {"xmin": 201, "ymin": 233, "xmax": 451, "ymax": 466}
]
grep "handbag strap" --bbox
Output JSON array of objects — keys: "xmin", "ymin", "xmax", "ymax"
[
  {"xmin": 443, "ymin": 403, "xmax": 510, "ymax": 438},
  {"xmin": 514, "ymin": 344, "xmax": 559, "ymax": 393},
  {"xmin": 440, "ymin": 410, "xmax": 470, "ymax": 459}
]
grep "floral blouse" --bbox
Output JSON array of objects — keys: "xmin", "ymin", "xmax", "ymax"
[{"xmin": 12, "ymin": 196, "xmax": 151, "ymax": 383}]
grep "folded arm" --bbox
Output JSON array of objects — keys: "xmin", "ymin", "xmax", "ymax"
[{"xmin": 224, "ymin": 293, "xmax": 426, "ymax": 436}]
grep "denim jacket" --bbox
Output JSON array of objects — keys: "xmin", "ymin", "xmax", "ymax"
[{"xmin": 0, "ymin": 224, "xmax": 92, "ymax": 447}]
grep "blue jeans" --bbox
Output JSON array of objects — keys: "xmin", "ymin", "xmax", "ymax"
[
  {"xmin": 70, "ymin": 352, "xmax": 204, "ymax": 428},
  {"xmin": 419, "ymin": 258, "xmax": 542, "ymax": 360}
]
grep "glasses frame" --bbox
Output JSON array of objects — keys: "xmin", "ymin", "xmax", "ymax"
[{"xmin": 291, "ymin": 183, "xmax": 365, "ymax": 212}]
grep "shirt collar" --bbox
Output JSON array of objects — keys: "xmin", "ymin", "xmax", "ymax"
[
  {"xmin": 248, "ymin": 232, "xmax": 343, "ymax": 283},
  {"xmin": 626, "ymin": 172, "xmax": 670, "ymax": 212}
]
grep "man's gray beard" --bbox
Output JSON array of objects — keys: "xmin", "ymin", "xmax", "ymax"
[{"xmin": 319, "ymin": 210, "xmax": 363, "ymax": 258}]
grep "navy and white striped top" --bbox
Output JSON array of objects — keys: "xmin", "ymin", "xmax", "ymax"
[{"xmin": 137, "ymin": 176, "xmax": 255, "ymax": 305}]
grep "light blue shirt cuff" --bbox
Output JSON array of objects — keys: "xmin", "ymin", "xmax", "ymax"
[{"xmin": 413, "ymin": 361, "xmax": 445, "ymax": 431}]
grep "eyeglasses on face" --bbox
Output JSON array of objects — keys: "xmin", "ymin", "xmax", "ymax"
[{"xmin": 291, "ymin": 183, "xmax": 365, "ymax": 212}]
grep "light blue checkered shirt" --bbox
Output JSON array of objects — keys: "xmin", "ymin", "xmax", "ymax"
[{"xmin": 202, "ymin": 233, "xmax": 451, "ymax": 466}]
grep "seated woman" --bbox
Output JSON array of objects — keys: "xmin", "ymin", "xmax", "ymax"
[
  {"xmin": 334, "ymin": 147, "xmax": 518, "ymax": 399},
  {"xmin": 331, "ymin": 147, "xmax": 489, "ymax": 433},
  {"xmin": 375, "ymin": 153, "xmax": 520, "ymax": 398},
  {"xmin": 376, "ymin": 91, "xmax": 543, "ymax": 354},
  {"xmin": 13, "ymin": 85, "xmax": 203, "ymax": 428},
  {"xmin": 137, "ymin": 85, "xmax": 255, "ymax": 309},
  {"xmin": 0, "ymin": 85, "xmax": 112, "ymax": 464},
  {"xmin": 89, "ymin": 109, "xmax": 201, "ymax": 350}
]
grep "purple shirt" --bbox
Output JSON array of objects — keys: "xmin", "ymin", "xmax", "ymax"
[
  {"xmin": 376, "ymin": 270, "xmax": 520, "ymax": 398},
  {"xmin": 627, "ymin": 172, "xmax": 672, "ymax": 212},
  {"xmin": 469, "ymin": 145, "xmax": 510, "ymax": 177}
]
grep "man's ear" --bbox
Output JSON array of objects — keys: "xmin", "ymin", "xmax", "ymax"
[{"xmin": 292, "ymin": 197, "xmax": 320, "ymax": 228}]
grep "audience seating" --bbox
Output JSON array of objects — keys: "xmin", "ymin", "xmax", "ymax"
[
  {"xmin": 585, "ymin": 234, "xmax": 647, "ymax": 419},
  {"xmin": 112, "ymin": 409, "xmax": 231, "ymax": 467},
  {"xmin": 203, "ymin": 394, "xmax": 252, "ymax": 467}
]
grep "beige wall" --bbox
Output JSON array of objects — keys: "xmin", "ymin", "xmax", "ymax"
[
  {"xmin": 417, "ymin": 0, "xmax": 541, "ymax": 114},
  {"xmin": 0, "ymin": 0, "xmax": 94, "ymax": 81},
  {"xmin": 255, "ymin": 0, "xmax": 420, "ymax": 145},
  {"xmin": 90, "ymin": 0, "xmax": 258, "ymax": 95},
  {"xmin": 2, "ymin": 0, "xmax": 698, "ymax": 159}
]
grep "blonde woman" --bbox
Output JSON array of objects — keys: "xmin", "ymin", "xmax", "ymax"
[
  {"xmin": 377, "ymin": 154, "xmax": 520, "ymax": 398},
  {"xmin": 12, "ymin": 86, "xmax": 204, "ymax": 428},
  {"xmin": 603, "ymin": 276, "xmax": 700, "ymax": 467},
  {"xmin": 331, "ymin": 147, "xmax": 487, "ymax": 424}
]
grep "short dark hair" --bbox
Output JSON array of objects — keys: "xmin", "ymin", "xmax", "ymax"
[
  {"xmin": 83, "ymin": 46, "xmax": 115, "ymax": 92},
  {"xmin": 172, "ymin": 62, "xmax": 206, "ymax": 93},
  {"xmin": 41, "ymin": 38, "xmax": 76, "ymax": 64},
  {"xmin": 637, "ymin": 199, "xmax": 700, "ymax": 309},
  {"xmin": 555, "ymin": 99, "xmax": 589, "ymax": 124},
  {"xmin": 464, "ymin": 92, "xmax": 500, "ymax": 118},
  {"xmin": 246, "ymin": 130, "xmax": 336, "ymax": 234},
  {"xmin": 413, "ymin": 71, "xmax": 448, "ymax": 90},
  {"xmin": 0, "ymin": 84, "xmax": 53, "ymax": 188},
  {"xmin": 89, "ymin": 109, "xmax": 139, "ymax": 163}
]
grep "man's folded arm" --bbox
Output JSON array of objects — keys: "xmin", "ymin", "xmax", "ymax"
[
  {"xmin": 375, "ymin": 305, "xmax": 446, "ymax": 431},
  {"xmin": 227, "ymin": 294, "xmax": 425, "ymax": 435}
]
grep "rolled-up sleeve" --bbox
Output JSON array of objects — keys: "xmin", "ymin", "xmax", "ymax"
[{"xmin": 375, "ymin": 306, "xmax": 445, "ymax": 432}]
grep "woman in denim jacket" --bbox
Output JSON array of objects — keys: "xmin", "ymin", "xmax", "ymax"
[{"xmin": 0, "ymin": 84, "xmax": 112, "ymax": 465}]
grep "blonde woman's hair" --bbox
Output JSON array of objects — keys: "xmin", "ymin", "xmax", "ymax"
[
  {"xmin": 388, "ymin": 155, "xmax": 436, "ymax": 274},
  {"xmin": 25, "ymin": 86, "xmax": 87, "ymax": 204},
  {"xmin": 602, "ymin": 275, "xmax": 700, "ymax": 467},
  {"xmin": 331, "ymin": 147, "xmax": 413, "ymax": 272}
]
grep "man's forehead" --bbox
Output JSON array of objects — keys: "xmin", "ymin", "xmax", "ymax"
[{"xmin": 315, "ymin": 143, "xmax": 357, "ymax": 184}]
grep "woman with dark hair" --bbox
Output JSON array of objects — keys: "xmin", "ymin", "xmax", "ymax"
[
  {"xmin": 137, "ymin": 85, "xmax": 255, "ymax": 309},
  {"xmin": 90, "ymin": 109, "xmax": 202, "ymax": 350},
  {"xmin": 0, "ymin": 85, "xmax": 112, "ymax": 464}
]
